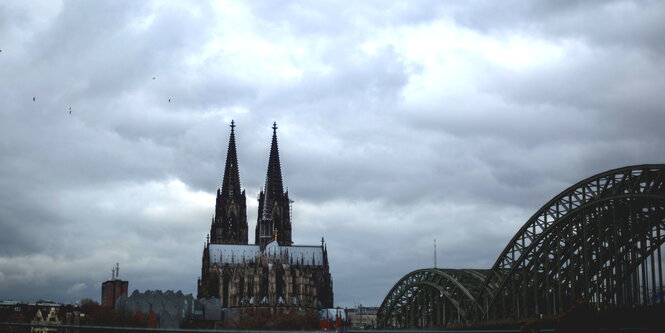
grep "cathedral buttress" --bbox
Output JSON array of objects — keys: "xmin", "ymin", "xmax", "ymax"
[
  {"xmin": 210, "ymin": 120, "xmax": 248, "ymax": 244},
  {"xmin": 256, "ymin": 122, "xmax": 292, "ymax": 248}
]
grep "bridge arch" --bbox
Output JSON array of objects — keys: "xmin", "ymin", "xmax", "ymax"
[
  {"xmin": 377, "ymin": 269, "xmax": 488, "ymax": 328},
  {"xmin": 378, "ymin": 165, "xmax": 665, "ymax": 328},
  {"xmin": 479, "ymin": 165, "xmax": 665, "ymax": 319}
]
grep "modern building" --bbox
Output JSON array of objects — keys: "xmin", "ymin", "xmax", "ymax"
[
  {"xmin": 348, "ymin": 306, "xmax": 379, "ymax": 329},
  {"xmin": 197, "ymin": 121, "xmax": 333, "ymax": 310},
  {"xmin": 115, "ymin": 289, "xmax": 195, "ymax": 328}
]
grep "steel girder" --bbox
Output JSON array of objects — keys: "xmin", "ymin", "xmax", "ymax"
[
  {"xmin": 377, "ymin": 165, "xmax": 665, "ymax": 328},
  {"xmin": 376, "ymin": 269, "xmax": 488, "ymax": 328},
  {"xmin": 485, "ymin": 196, "xmax": 665, "ymax": 319},
  {"xmin": 479, "ymin": 164, "xmax": 665, "ymax": 319}
]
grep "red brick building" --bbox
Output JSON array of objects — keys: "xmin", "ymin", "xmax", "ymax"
[{"xmin": 101, "ymin": 279, "xmax": 128, "ymax": 308}]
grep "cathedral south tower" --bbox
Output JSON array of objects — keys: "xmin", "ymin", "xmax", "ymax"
[{"xmin": 209, "ymin": 120, "xmax": 248, "ymax": 244}]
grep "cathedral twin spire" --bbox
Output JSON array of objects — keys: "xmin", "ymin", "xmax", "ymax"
[
  {"xmin": 220, "ymin": 121, "xmax": 241, "ymax": 199},
  {"xmin": 210, "ymin": 120, "xmax": 248, "ymax": 244},
  {"xmin": 257, "ymin": 122, "xmax": 292, "ymax": 247},
  {"xmin": 210, "ymin": 121, "xmax": 291, "ymax": 248},
  {"xmin": 262, "ymin": 122, "xmax": 285, "ymax": 218},
  {"xmin": 199, "ymin": 123, "xmax": 333, "ymax": 307}
]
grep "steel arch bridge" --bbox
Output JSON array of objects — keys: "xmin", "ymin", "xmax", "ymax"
[{"xmin": 378, "ymin": 164, "xmax": 665, "ymax": 328}]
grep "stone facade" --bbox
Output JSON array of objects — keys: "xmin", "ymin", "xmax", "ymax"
[
  {"xmin": 197, "ymin": 122, "xmax": 333, "ymax": 310},
  {"xmin": 0, "ymin": 301, "xmax": 83, "ymax": 333},
  {"xmin": 30, "ymin": 307, "xmax": 59, "ymax": 333}
]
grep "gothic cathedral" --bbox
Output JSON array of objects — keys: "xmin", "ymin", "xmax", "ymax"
[{"xmin": 197, "ymin": 121, "xmax": 334, "ymax": 310}]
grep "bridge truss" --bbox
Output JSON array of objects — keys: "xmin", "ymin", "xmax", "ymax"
[{"xmin": 378, "ymin": 164, "xmax": 665, "ymax": 328}]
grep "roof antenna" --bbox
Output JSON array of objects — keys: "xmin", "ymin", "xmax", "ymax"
[
  {"xmin": 434, "ymin": 239, "xmax": 437, "ymax": 269},
  {"xmin": 111, "ymin": 266, "xmax": 115, "ymax": 280},
  {"xmin": 116, "ymin": 263, "xmax": 120, "ymax": 279}
]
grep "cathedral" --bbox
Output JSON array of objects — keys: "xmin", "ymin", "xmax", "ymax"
[{"xmin": 197, "ymin": 121, "xmax": 334, "ymax": 310}]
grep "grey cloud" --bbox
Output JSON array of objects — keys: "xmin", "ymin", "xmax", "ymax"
[
  {"xmin": 246, "ymin": 0, "xmax": 470, "ymax": 37},
  {"xmin": 448, "ymin": 0, "xmax": 665, "ymax": 54},
  {"xmin": 1, "ymin": 0, "xmax": 664, "ymax": 308}
]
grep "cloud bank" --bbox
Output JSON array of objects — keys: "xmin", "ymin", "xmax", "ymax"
[{"xmin": 1, "ymin": 0, "xmax": 664, "ymax": 306}]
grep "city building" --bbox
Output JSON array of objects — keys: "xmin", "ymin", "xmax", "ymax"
[
  {"xmin": 0, "ymin": 300, "xmax": 84, "ymax": 332},
  {"xmin": 115, "ymin": 289, "xmax": 195, "ymax": 328},
  {"xmin": 197, "ymin": 122, "xmax": 333, "ymax": 310},
  {"xmin": 348, "ymin": 306, "xmax": 379, "ymax": 329},
  {"xmin": 101, "ymin": 263, "xmax": 128, "ymax": 308}
]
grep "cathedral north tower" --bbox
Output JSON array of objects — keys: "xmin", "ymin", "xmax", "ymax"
[{"xmin": 255, "ymin": 122, "xmax": 292, "ymax": 248}]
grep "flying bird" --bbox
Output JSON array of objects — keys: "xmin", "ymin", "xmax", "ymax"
[
  {"xmin": 153, "ymin": 77, "xmax": 156, "ymax": 80},
  {"xmin": 33, "ymin": 97, "xmax": 35, "ymax": 102},
  {"xmin": 168, "ymin": 98, "xmax": 171, "ymax": 103},
  {"xmin": 69, "ymin": 107, "xmax": 72, "ymax": 115}
]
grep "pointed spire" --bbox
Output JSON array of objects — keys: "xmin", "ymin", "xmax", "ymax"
[
  {"xmin": 261, "ymin": 122, "xmax": 284, "ymax": 219},
  {"xmin": 221, "ymin": 120, "xmax": 241, "ymax": 198},
  {"xmin": 266, "ymin": 122, "xmax": 284, "ymax": 194}
]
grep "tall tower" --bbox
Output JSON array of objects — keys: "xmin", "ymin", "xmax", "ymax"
[
  {"xmin": 255, "ymin": 122, "xmax": 292, "ymax": 247},
  {"xmin": 101, "ymin": 263, "xmax": 128, "ymax": 308},
  {"xmin": 210, "ymin": 120, "xmax": 248, "ymax": 244}
]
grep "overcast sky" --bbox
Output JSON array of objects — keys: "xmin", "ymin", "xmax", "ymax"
[{"xmin": 1, "ymin": 0, "xmax": 664, "ymax": 307}]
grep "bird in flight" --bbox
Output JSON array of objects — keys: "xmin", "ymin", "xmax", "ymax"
[
  {"xmin": 168, "ymin": 98, "xmax": 171, "ymax": 103},
  {"xmin": 153, "ymin": 77, "xmax": 156, "ymax": 80},
  {"xmin": 33, "ymin": 97, "xmax": 35, "ymax": 102},
  {"xmin": 69, "ymin": 107, "xmax": 72, "ymax": 115}
]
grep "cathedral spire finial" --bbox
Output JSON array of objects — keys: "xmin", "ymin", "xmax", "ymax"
[
  {"xmin": 272, "ymin": 121, "xmax": 277, "ymax": 133},
  {"xmin": 231, "ymin": 119, "xmax": 236, "ymax": 130}
]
